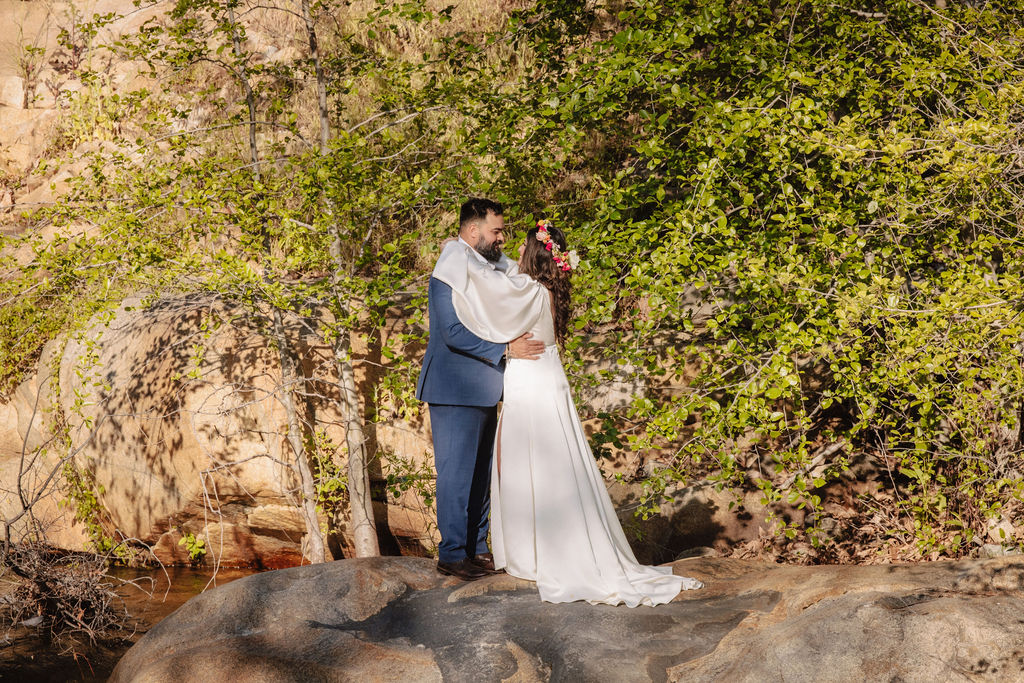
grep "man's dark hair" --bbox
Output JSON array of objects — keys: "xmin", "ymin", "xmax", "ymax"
[{"xmin": 459, "ymin": 198, "xmax": 503, "ymax": 230}]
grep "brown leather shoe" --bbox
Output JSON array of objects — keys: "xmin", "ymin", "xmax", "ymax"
[
  {"xmin": 469, "ymin": 553, "xmax": 504, "ymax": 575},
  {"xmin": 437, "ymin": 559, "xmax": 487, "ymax": 581}
]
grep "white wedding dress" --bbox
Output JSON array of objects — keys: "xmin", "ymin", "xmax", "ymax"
[{"xmin": 489, "ymin": 282, "xmax": 703, "ymax": 606}]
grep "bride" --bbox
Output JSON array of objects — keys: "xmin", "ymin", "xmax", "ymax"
[{"xmin": 436, "ymin": 219, "xmax": 703, "ymax": 606}]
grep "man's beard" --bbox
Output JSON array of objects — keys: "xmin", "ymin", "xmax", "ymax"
[{"xmin": 475, "ymin": 238, "xmax": 503, "ymax": 263}]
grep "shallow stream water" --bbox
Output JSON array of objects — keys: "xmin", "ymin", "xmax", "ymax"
[{"xmin": 0, "ymin": 565, "xmax": 257, "ymax": 681}]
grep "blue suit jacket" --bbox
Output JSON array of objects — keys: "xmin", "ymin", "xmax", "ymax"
[{"xmin": 416, "ymin": 277, "xmax": 506, "ymax": 406}]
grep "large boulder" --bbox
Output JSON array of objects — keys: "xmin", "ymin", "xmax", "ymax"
[
  {"xmin": 0, "ymin": 296, "xmax": 333, "ymax": 566},
  {"xmin": 0, "ymin": 108, "xmax": 58, "ymax": 172},
  {"xmin": 48, "ymin": 296, "xmax": 329, "ymax": 566},
  {"xmin": 0, "ymin": 294, "xmax": 449, "ymax": 566},
  {"xmin": 110, "ymin": 555, "xmax": 1024, "ymax": 682}
]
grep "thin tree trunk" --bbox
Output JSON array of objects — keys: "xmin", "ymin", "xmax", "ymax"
[
  {"xmin": 302, "ymin": 0, "xmax": 380, "ymax": 557},
  {"xmin": 331, "ymin": 302, "xmax": 380, "ymax": 558},
  {"xmin": 228, "ymin": 3, "xmax": 260, "ymax": 179},
  {"xmin": 328, "ymin": 222, "xmax": 380, "ymax": 557},
  {"xmin": 274, "ymin": 308, "xmax": 327, "ymax": 563},
  {"xmin": 301, "ymin": 0, "xmax": 329, "ymax": 154},
  {"xmin": 228, "ymin": 3, "xmax": 326, "ymax": 562}
]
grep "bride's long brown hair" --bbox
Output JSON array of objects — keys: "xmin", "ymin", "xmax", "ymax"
[{"xmin": 520, "ymin": 224, "xmax": 572, "ymax": 345}]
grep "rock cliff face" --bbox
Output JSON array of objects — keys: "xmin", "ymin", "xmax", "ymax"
[
  {"xmin": 0, "ymin": 0, "xmax": 165, "ymax": 220},
  {"xmin": 109, "ymin": 555, "xmax": 1024, "ymax": 682}
]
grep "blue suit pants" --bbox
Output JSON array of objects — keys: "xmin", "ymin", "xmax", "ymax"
[{"xmin": 429, "ymin": 404, "xmax": 497, "ymax": 563}]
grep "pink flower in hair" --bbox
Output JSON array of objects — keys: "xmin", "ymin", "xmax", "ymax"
[{"xmin": 534, "ymin": 219, "xmax": 578, "ymax": 272}]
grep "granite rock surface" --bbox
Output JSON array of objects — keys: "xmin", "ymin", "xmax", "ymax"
[{"xmin": 110, "ymin": 555, "xmax": 1024, "ymax": 682}]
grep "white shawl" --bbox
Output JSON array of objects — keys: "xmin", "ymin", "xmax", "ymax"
[{"xmin": 431, "ymin": 239, "xmax": 547, "ymax": 343}]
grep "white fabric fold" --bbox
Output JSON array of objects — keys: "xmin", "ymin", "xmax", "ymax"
[{"xmin": 431, "ymin": 239, "xmax": 549, "ymax": 343}]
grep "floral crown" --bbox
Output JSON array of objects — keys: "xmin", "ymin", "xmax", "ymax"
[{"xmin": 535, "ymin": 219, "xmax": 579, "ymax": 272}]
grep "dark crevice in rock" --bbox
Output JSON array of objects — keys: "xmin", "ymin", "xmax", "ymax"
[
  {"xmin": 875, "ymin": 591, "xmax": 944, "ymax": 610},
  {"xmin": 309, "ymin": 585, "xmax": 775, "ymax": 682}
]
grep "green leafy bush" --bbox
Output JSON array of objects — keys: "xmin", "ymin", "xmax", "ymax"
[{"xmin": 496, "ymin": 0, "xmax": 1024, "ymax": 559}]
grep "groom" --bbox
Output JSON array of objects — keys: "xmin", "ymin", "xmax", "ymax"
[{"xmin": 416, "ymin": 198, "xmax": 544, "ymax": 581}]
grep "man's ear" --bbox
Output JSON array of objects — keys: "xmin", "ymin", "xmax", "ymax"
[{"xmin": 461, "ymin": 221, "xmax": 478, "ymax": 243}]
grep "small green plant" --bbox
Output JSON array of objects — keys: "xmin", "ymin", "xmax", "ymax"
[
  {"xmin": 383, "ymin": 450, "xmax": 438, "ymax": 555},
  {"xmin": 59, "ymin": 461, "xmax": 112, "ymax": 553},
  {"xmin": 383, "ymin": 451, "xmax": 436, "ymax": 510},
  {"xmin": 177, "ymin": 530, "xmax": 207, "ymax": 563},
  {"xmin": 310, "ymin": 428, "xmax": 347, "ymax": 513},
  {"xmin": 13, "ymin": 8, "xmax": 49, "ymax": 109}
]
